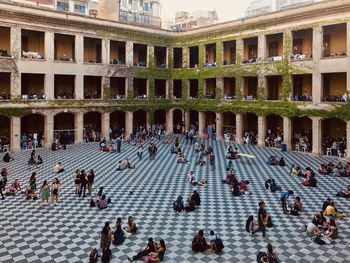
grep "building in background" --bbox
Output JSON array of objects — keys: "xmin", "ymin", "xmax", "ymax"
[
  {"xmin": 171, "ymin": 9, "xmax": 219, "ymax": 31},
  {"xmin": 245, "ymin": 0, "xmax": 323, "ymax": 17}
]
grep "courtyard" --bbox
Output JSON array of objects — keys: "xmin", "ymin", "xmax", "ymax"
[{"xmin": 0, "ymin": 136, "xmax": 349, "ymax": 263}]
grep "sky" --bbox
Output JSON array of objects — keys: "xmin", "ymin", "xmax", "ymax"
[{"xmin": 160, "ymin": 0, "xmax": 251, "ymax": 22}]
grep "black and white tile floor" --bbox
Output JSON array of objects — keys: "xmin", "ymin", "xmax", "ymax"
[{"xmin": 0, "ymin": 136, "xmax": 349, "ymax": 263}]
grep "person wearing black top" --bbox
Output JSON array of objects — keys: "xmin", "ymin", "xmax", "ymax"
[
  {"xmin": 258, "ymin": 201, "xmax": 267, "ymax": 237},
  {"xmin": 127, "ymin": 237, "xmax": 156, "ymax": 262},
  {"xmin": 79, "ymin": 170, "xmax": 88, "ymax": 197},
  {"xmin": 87, "ymin": 169, "xmax": 95, "ymax": 196},
  {"xmin": 3, "ymin": 152, "xmax": 13, "ymax": 163}
]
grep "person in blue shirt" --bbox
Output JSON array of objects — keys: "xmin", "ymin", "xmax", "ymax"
[{"xmin": 280, "ymin": 190, "xmax": 294, "ymax": 213}]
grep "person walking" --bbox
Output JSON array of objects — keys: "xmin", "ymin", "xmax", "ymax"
[
  {"xmin": 79, "ymin": 170, "xmax": 88, "ymax": 197},
  {"xmin": 51, "ymin": 178, "xmax": 60, "ymax": 205},
  {"xmin": 258, "ymin": 201, "xmax": 267, "ymax": 238},
  {"xmin": 87, "ymin": 169, "xmax": 95, "ymax": 196}
]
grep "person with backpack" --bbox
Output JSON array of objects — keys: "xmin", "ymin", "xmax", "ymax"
[
  {"xmin": 192, "ymin": 229, "xmax": 210, "ymax": 252},
  {"xmin": 208, "ymin": 230, "xmax": 224, "ymax": 252},
  {"xmin": 257, "ymin": 243, "xmax": 279, "ymax": 263},
  {"xmin": 101, "ymin": 246, "xmax": 112, "ymax": 263},
  {"xmin": 173, "ymin": 195, "xmax": 184, "ymax": 213},
  {"xmin": 89, "ymin": 248, "xmax": 98, "ymax": 263}
]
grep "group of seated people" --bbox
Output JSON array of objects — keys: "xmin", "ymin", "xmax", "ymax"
[
  {"xmin": 116, "ymin": 158, "xmax": 135, "ymax": 171},
  {"xmin": 323, "ymin": 198, "xmax": 347, "ymax": 219},
  {"xmin": 191, "ymin": 229, "xmax": 224, "ymax": 253},
  {"xmin": 173, "ymin": 191, "xmax": 201, "ymax": 213},
  {"xmin": 323, "ymin": 94, "xmax": 347, "ymax": 102},
  {"xmin": 28, "ymin": 150, "xmax": 43, "ymax": 166},
  {"xmin": 265, "ymin": 134, "xmax": 283, "ymax": 148},
  {"xmin": 223, "ymin": 168, "xmax": 250, "ymax": 196},
  {"xmin": 51, "ymin": 141, "xmax": 66, "ymax": 151},
  {"xmin": 187, "ymin": 171, "xmax": 207, "ymax": 187},
  {"xmin": 90, "ymin": 187, "xmax": 112, "ymax": 209},
  {"xmin": 264, "ymin": 178, "xmax": 281, "ymax": 192},
  {"xmin": 226, "ymin": 146, "xmax": 239, "ymax": 160},
  {"xmin": 242, "ymin": 131, "xmax": 257, "ymax": 145},
  {"xmin": 54, "ymin": 93, "xmax": 75, "ymax": 99},
  {"xmin": 319, "ymin": 161, "xmax": 350, "ymax": 177},
  {"xmin": 112, "ymin": 216, "xmax": 137, "ymax": 246},
  {"xmin": 336, "ymin": 185, "xmax": 350, "ymax": 198},
  {"xmin": 267, "ymin": 156, "xmax": 285, "ymax": 166},
  {"xmin": 290, "ymin": 164, "xmax": 317, "ymax": 187}
]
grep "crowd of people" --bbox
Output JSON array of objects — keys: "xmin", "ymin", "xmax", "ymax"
[{"xmin": 21, "ymin": 133, "xmax": 44, "ymax": 149}]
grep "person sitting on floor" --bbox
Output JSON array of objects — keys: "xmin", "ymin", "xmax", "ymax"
[
  {"xmin": 196, "ymin": 153, "xmax": 206, "ymax": 166},
  {"xmin": 318, "ymin": 164, "xmax": 330, "ymax": 175},
  {"xmin": 6, "ymin": 179, "xmax": 21, "ymax": 196},
  {"xmin": 146, "ymin": 239, "xmax": 166, "ymax": 263},
  {"xmin": 265, "ymin": 178, "xmax": 278, "ymax": 192},
  {"xmin": 278, "ymin": 157, "xmax": 286, "ymax": 167},
  {"xmin": 112, "ymin": 217, "xmax": 125, "ymax": 245},
  {"xmin": 127, "ymin": 238, "xmax": 156, "ymax": 262},
  {"xmin": 116, "ymin": 158, "xmax": 135, "ymax": 171},
  {"xmin": 177, "ymin": 151, "xmax": 188, "ymax": 163},
  {"xmin": 54, "ymin": 162, "xmax": 64, "ymax": 174},
  {"xmin": 239, "ymin": 180, "xmax": 249, "ymax": 195},
  {"xmin": 245, "ymin": 215, "xmax": 260, "ymax": 236},
  {"xmin": 302, "ymin": 173, "xmax": 317, "ymax": 187},
  {"xmin": 267, "ymin": 156, "xmax": 279, "ymax": 165},
  {"xmin": 173, "ymin": 195, "xmax": 184, "ymax": 213},
  {"xmin": 208, "ymin": 230, "xmax": 224, "ymax": 253},
  {"xmin": 226, "ymin": 161, "xmax": 234, "ymax": 171},
  {"xmin": 191, "ymin": 190, "xmax": 201, "ymax": 206},
  {"xmin": 3, "ymin": 152, "xmax": 13, "ymax": 163},
  {"xmin": 290, "ymin": 196, "xmax": 302, "ymax": 215},
  {"xmin": 192, "ymin": 230, "xmax": 209, "ymax": 252},
  {"xmin": 125, "ymin": 216, "xmax": 137, "ymax": 235},
  {"xmin": 325, "ymin": 218, "xmax": 338, "ymax": 241},
  {"xmin": 97, "ymin": 194, "xmax": 108, "ymax": 209},
  {"xmin": 290, "ymin": 164, "xmax": 303, "ymax": 176},
  {"xmin": 336, "ymin": 185, "xmax": 350, "ymax": 198},
  {"xmin": 184, "ymin": 196, "xmax": 196, "ymax": 212},
  {"xmin": 231, "ymin": 180, "xmax": 240, "ymax": 196},
  {"xmin": 324, "ymin": 202, "xmax": 346, "ymax": 218}
]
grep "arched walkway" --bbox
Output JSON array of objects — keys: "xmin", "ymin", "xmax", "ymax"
[
  {"xmin": 189, "ymin": 110, "xmax": 198, "ymax": 131},
  {"xmin": 54, "ymin": 112, "xmax": 75, "ymax": 144},
  {"xmin": 173, "ymin": 109, "xmax": 183, "ymax": 134},
  {"xmin": 223, "ymin": 112, "xmax": 236, "ymax": 141},
  {"xmin": 110, "ymin": 110, "xmax": 125, "ymax": 138},
  {"xmin": 266, "ymin": 114, "xmax": 283, "ymax": 147},
  {"xmin": 154, "ymin": 109, "xmax": 166, "ymax": 126},
  {"xmin": 84, "ymin": 112, "xmax": 101, "ymax": 142},
  {"xmin": 133, "ymin": 110, "xmax": 147, "ymax": 129},
  {"xmin": 291, "ymin": 117, "xmax": 312, "ymax": 151},
  {"xmin": 321, "ymin": 118, "xmax": 346, "ymax": 155},
  {"xmin": 21, "ymin": 114, "xmax": 45, "ymax": 148},
  {"xmin": 243, "ymin": 112, "xmax": 258, "ymax": 132},
  {"xmin": 0, "ymin": 115, "xmax": 10, "ymax": 149},
  {"xmin": 205, "ymin": 111, "xmax": 216, "ymax": 136}
]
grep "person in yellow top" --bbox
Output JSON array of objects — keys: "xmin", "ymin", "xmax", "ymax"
[{"xmin": 324, "ymin": 203, "xmax": 336, "ymax": 216}]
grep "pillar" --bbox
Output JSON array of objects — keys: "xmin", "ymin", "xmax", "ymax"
[
  {"xmin": 75, "ymin": 35, "xmax": 84, "ymax": 64},
  {"xmin": 10, "ymin": 117, "xmax": 21, "ymax": 152},
  {"xmin": 185, "ymin": 110, "xmax": 190, "ymax": 132},
  {"xmin": 45, "ymin": 73, "xmax": 54, "ymax": 100},
  {"xmin": 347, "ymin": 121, "xmax": 350, "ymax": 158},
  {"xmin": 126, "ymin": 41, "xmax": 133, "ymax": 66},
  {"xmin": 75, "ymin": 75, "xmax": 84, "ymax": 99},
  {"xmin": 45, "ymin": 113, "xmax": 54, "ymax": 148},
  {"xmin": 216, "ymin": 112, "xmax": 223, "ymax": 140},
  {"xmin": 45, "ymin": 31, "xmax": 54, "ymax": 62},
  {"xmin": 312, "ymin": 26, "xmax": 322, "ymax": 104},
  {"xmin": 236, "ymin": 114, "xmax": 243, "ymax": 144},
  {"xmin": 10, "ymin": 27, "xmax": 21, "ymax": 59},
  {"xmin": 101, "ymin": 112, "xmax": 110, "ymax": 141},
  {"xmin": 311, "ymin": 116, "xmax": 322, "ymax": 155},
  {"xmin": 198, "ymin": 112, "xmax": 205, "ymax": 136},
  {"xmin": 258, "ymin": 116, "xmax": 266, "ymax": 147},
  {"xmin": 258, "ymin": 34, "xmax": 266, "ymax": 61},
  {"xmin": 166, "ymin": 109, "xmax": 173, "ymax": 135},
  {"xmin": 146, "ymin": 112, "xmax": 151, "ymax": 130},
  {"xmin": 183, "ymin": 47, "xmax": 189, "ymax": 68},
  {"xmin": 148, "ymin": 45, "xmax": 154, "ymax": 67},
  {"xmin": 102, "ymin": 38, "xmax": 109, "ymax": 64},
  {"xmin": 74, "ymin": 112, "xmax": 84, "ymax": 144},
  {"xmin": 236, "ymin": 38, "xmax": 243, "ymax": 64},
  {"xmin": 283, "ymin": 116, "xmax": 292, "ymax": 151},
  {"xmin": 125, "ymin": 111, "xmax": 133, "ymax": 138}
]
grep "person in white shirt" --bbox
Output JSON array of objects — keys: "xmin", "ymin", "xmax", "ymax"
[{"xmin": 54, "ymin": 162, "xmax": 64, "ymax": 174}]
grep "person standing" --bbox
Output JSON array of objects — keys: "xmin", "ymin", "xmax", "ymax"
[
  {"xmin": 28, "ymin": 172, "xmax": 37, "ymax": 200},
  {"xmin": 51, "ymin": 178, "xmax": 60, "ymax": 205},
  {"xmin": 116, "ymin": 137, "xmax": 122, "ymax": 153},
  {"xmin": 87, "ymin": 169, "xmax": 95, "ymax": 196},
  {"xmin": 74, "ymin": 169, "xmax": 81, "ymax": 194},
  {"xmin": 0, "ymin": 174, "xmax": 5, "ymax": 200},
  {"xmin": 100, "ymin": 222, "xmax": 112, "ymax": 253},
  {"xmin": 137, "ymin": 145, "xmax": 143, "ymax": 160},
  {"xmin": 280, "ymin": 190, "xmax": 293, "ymax": 213},
  {"xmin": 40, "ymin": 180, "xmax": 50, "ymax": 206},
  {"xmin": 79, "ymin": 170, "xmax": 88, "ymax": 197},
  {"xmin": 209, "ymin": 152, "xmax": 215, "ymax": 170},
  {"xmin": 258, "ymin": 201, "xmax": 267, "ymax": 238}
]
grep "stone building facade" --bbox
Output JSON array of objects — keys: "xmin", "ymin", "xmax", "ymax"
[{"xmin": 0, "ymin": 0, "xmax": 350, "ymax": 156}]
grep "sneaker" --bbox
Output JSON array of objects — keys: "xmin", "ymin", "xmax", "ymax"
[
  {"xmin": 250, "ymin": 231, "xmax": 253, "ymax": 236},
  {"xmin": 127, "ymin": 256, "xmax": 133, "ymax": 262}
]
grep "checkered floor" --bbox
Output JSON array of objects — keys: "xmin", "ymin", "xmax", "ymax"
[{"xmin": 0, "ymin": 136, "xmax": 350, "ymax": 263}]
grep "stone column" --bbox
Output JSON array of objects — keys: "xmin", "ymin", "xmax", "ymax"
[
  {"xmin": 45, "ymin": 31, "xmax": 54, "ymax": 62},
  {"xmin": 45, "ymin": 113, "xmax": 54, "ymax": 148},
  {"xmin": 10, "ymin": 27, "xmax": 21, "ymax": 59},
  {"xmin": 216, "ymin": 78, "xmax": 223, "ymax": 99},
  {"xmin": 146, "ymin": 112, "xmax": 152, "ymax": 130},
  {"xmin": 148, "ymin": 45, "xmax": 154, "ymax": 67},
  {"xmin": 236, "ymin": 114, "xmax": 243, "ymax": 144},
  {"xmin": 125, "ymin": 111, "xmax": 133, "ymax": 138},
  {"xmin": 10, "ymin": 117, "xmax": 21, "ymax": 152},
  {"xmin": 183, "ymin": 47, "xmax": 189, "ymax": 68},
  {"xmin": 185, "ymin": 110, "xmax": 190, "ymax": 132},
  {"xmin": 166, "ymin": 109, "xmax": 174, "ymax": 135},
  {"xmin": 312, "ymin": 26, "xmax": 322, "ymax": 104},
  {"xmin": 45, "ymin": 73, "xmax": 54, "ymax": 100},
  {"xmin": 258, "ymin": 34, "xmax": 266, "ymax": 61},
  {"xmin": 75, "ymin": 35, "xmax": 84, "ymax": 64},
  {"xmin": 102, "ymin": 38, "xmax": 109, "ymax": 64},
  {"xmin": 101, "ymin": 112, "xmax": 110, "ymax": 141},
  {"xmin": 216, "ymin": 112, "xmax": 223, "ymax": 140},
  {"xmin": 74, "ymin": 112, "xmax": 84, "ymax": 144},
  {"xmin": 258, "ymin": 116, "xmax": 266, "ymax": 147},
  {"xmin": 311, "ymin": 116, "xmax": 322, "ymax": 155},
  {"xmin": 75, "ymin": 74, "xmax": 84, "ymax": 99},
  {"xmin": 126, "ymin": 41, "xmax": 133, "ymax": 66},
  {"xmin": 198, "ymin": 112, "xmax": 205, "ymax": 136},
  {"xmin": 283, "ymin": 116, "xmax": 292, "ymax": 151},
  {"xmin": 347, "ymin": 120, "xmax": 350, "ymax": 158},
  {"xmin": 236, "ymin": 38, "xmax": 243, "ymax": 64}
]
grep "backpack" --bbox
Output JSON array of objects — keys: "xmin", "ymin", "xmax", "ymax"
[
  {"xmin": 89, "ymin": 248, "xmax": 98, "ymax": 263},
  {"xmin": 257, "ymin": 252, "xmax": 267, "ymax": 263},
  {"xmin": 90, "ymin": 200, "xmax": 96, "ymax": 207},
  {"xmin": 313, "ymin": 236, "xmax": 326, "ymax": 245}
]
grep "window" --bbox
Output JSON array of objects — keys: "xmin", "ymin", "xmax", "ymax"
[
  {"xmin": 144, "ymin": 3, "xmax": 149, "ymax": 11},
  {"xmin": 57, "ymin": 0, "xmax": 69, "ymax": 11},
  {"xmin": 248, "ymin": 44, "xmax": 257, "ymax": 59},
  {"xmin": 129, "ymin": 0, "xmax": 132, "ymax": 5},
  {"xmin": 293, "ymin": 39, "xmax": 303, "ymax": 54},
  {"xmin": 74, "ymin": 4, "xmax": 86, "ymax": 14},
  {"xmin": 269, "ymin": 42, "xmax": 279, "ymax": 57}
]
